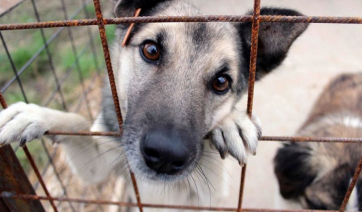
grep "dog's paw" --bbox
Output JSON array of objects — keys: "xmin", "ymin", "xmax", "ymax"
[
  {"xmin": 210, "ymin": 110, "xmax": 261, "ymax": 165},
  {"xmin": 0, "ymin": 102, "xmax": 50, "ymax": 147}
]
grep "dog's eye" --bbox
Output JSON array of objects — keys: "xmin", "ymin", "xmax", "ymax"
[
  {"xmin": 212, "ymin": 75, "xmax": 231, "ymax": 94},
  {"xmin": 141, "ymin": 41, "xmax": 160, "ymax": 61}
]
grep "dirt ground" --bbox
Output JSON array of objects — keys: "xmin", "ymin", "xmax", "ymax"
[{"xmin": 188, "ymin": 0, "xmax": 362, "ymax": 209}]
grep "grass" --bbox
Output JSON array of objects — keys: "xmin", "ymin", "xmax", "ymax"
[
  {"xmin": 13, "ymin": 140, "xmax": 49, "ymax": 173},
  {"xmin": 0, "ymin": 31, "xmax": 49, "ymax": 83}
]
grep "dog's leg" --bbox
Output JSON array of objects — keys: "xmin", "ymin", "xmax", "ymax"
[
  {"xmin": 209, "ymin": 100, "xmax": 261, "ymax": 165},
  {"xmin": 0, "ymin": 102, "xmax": 122, "ymax": 184}
]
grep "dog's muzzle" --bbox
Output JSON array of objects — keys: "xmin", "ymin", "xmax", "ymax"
[{"xmin": 140, "ymin": 128, "xmax": 196, "ymax": 175}]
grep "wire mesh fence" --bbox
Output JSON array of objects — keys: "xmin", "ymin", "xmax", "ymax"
[{"xmin": 0, "ymin": 0, "xmax": 362, "ymax": 211}]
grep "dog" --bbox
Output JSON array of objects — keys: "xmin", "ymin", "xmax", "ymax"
[
  {"xmin": 0, "ymin": 0, "xmax": 308, "ymax": 210},
  {"xmin": 274, "ymin": 73, "xmax": 362, "ymax": 211}
]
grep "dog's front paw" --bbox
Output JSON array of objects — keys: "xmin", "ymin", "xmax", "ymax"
[
  {"xmin": 210, "ymin": 110, "xmax": 261, "ymax": 165},
  {"xmin": 0, "ymin": 102, "xmax": 50, "ymax": 147}
]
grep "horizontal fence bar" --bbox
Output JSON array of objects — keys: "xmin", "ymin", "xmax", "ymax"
[
  {"xmin": 260, "ymin": 15, "xmax": 362, "ymax": 23},
  {"xmin": 0, "ymin": 193, "xmax": 350, "ymax": 212},
  {"xmin": 1, "ymin": 15, "xmax": 362, "ymax": 30},
  {"xmin": 43, "ymin": 131, "xmax": 362, "ymax": 143},
  {"xmin": 46, "ymin": 131, "xmax": 121, "ymax": 137},
  {"xmin": 260, "ymin": 136, "xmax": 362, "ymax": 143}
]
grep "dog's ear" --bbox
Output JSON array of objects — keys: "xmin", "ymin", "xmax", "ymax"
[
  {"xmin": 237, "ymin": 8, "xmax": 308, "ymax": 80},
  {"xmin": 113, "ymin": 0, "xmax": 172, "ymax": 17},
  {"xmin": 274, "ymin": 143, "xmax": 317, "ymax": 199}
]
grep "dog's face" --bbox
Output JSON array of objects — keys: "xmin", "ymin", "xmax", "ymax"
[{"xmin": 113, "ymin": 0, "xmax": 308, "ymax": 182}]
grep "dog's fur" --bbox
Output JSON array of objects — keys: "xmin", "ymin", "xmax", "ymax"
[
  {"xmin": 0, "ymin": 0, "xmax": 307, "ymax": 210},
  {"xmin": 274, "ymin": 73, "xmax": 362, "ymax": 211}
]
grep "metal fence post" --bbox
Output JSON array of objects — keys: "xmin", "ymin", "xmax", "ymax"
[{"xmin": 0, "ymin": 146, "xmax": 45, "ymax": 212}]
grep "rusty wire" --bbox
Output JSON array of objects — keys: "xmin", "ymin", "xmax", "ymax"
[
  {"xmin": 238, "ymin": 0, "xmax": 261, "ymax": 211},
  {"xmin": 0, "ymin": 15, "xmax": 362, "ymax": 31},
  {"xmin": 122, "ymin": 8, "xmax": 142, "ymax": 47},
  {"xmin": 42, "ymin": 131, "xmax": 362, "ymax": 143},
  {"xmin": 339, "ymin": 157, "xmax": 362, "ymax": 212},
  {"xmin": 0, "ymin": 91, "xmax": 58, "ymax": 212},
  {"xmin": 1, "ymin": 0, "xmax": 362, "ymax": 211},
  {"xmin": 0, "ymin": 192, "xmax": 352, "ymax": 212},
  {"xmin": 92, "ymin": 0, "xmax": 143, "ymax": 211}
]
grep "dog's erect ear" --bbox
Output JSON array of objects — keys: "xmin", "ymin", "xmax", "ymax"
[
  {"xmin": 113, "ymin": 0, "xmax": 172, "ymax": 17},
  {"xmin": 237, "ymin": 8, "xmax": 308, "ymax": 80},
  {"xmin": 274, "ymin": 143, "xmax": 317, "ymax": 199}
]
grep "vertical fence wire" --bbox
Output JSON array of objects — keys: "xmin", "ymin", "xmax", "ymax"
[
  {"xmin": 339, "ymin": 157, "xmax": 362, "ymax": 212},
  {"xmin": 1, "ymin": 1, "xmax": 98, "ymax": 211},
  {"xmin": 0, "ymin": 92, "xmax": 58, "ymax": 211},
  {"xmin": 91, "ymin": 0, "xmax": 143, "ymax": 211},
  {"xmin": 81, "ymin": 0, "xmax": 101, "ymax": 75},
  {"xmin": 59, "ymin": 0, "xmax": 94, "ymax": 120},
  {"xmin": 1, "ymin": 25, "xmax": 59, "ymax": 212},
  {"xmin": 29, "ymin": 1, "xmax": 87, "ymax": 211},
  {"xmin": 30, "ymin": 0, "xmax": 68, "ymax": 111},
  {"xmin": 0, "ymin": 32, "xmax": 29, "ymax": 103},
  {"xmin": 238, "ymin": 0, "xmax": 261, "ymax": 211},
  {"xmin": 39, "ymin": 138, "xmax": 77, "ymax": 212}
]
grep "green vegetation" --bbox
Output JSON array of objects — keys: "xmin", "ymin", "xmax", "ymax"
[
  {"xmin": 0, "ymin": 1, "xmax": 117, "ymax": 173},
  {"xmin": 13, "ymin": 140, "xmax": 49, "ymax": 173}
]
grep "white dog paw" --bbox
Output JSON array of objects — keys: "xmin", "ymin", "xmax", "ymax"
[
  {"xmin": 0, "ymin": 102, "xmax": 50, "ymax": 147},
  {"xmin": 210, "ymin": 110, "xmax": 261, "ymax": 165}
]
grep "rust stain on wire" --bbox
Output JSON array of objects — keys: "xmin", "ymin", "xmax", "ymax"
[
  {"xmin": 1, "ymin": 15, "xmax": 362, "ymax": 31},
  {"xmin": 46, "ymin": 131, "xmax": 121, "ymax": 137},
  {"xmin": 0, "ymin": 193, "xmax": 348, "ymax": 212},
  {"xmin": 238, "ymin": 0, "xmax": 261, "ymax": 211},
  {"xmin": 0, "ymin": 92, "xmax": 7, "ymax": 109},
  {"xmin": 339, "ymin": 157, "xmax": 362, "ymax": 212},
  {"xmin": 92, "ymin": 0, "xmax": 143, "ymax": 211},
  {"xmin": 246, "ymin": 0, "xmax": 261, "ymax": 117},
  {"xmin": 22, "ymin": 147, "xmax": 58, "ymax": 212},
  {"xmin": 260, "ymin": 136, "xmax": 362, "ymax": 143},
  {"xmin": 42, "ymin": 131, "xmax": 362, "ymax": 144},
  {"xmin": 260, "ymin": 15, "xmax": 362, "ymax": 23},
  {"xmin": 122, "ymin": 8, "xmax": 142, "ymax": 47},
  {"xmin": 0, "ymin": 92, "xmax": 58, "ymax": 212}
]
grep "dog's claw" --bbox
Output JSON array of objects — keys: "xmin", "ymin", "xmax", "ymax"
[
  {"xmin": 219, "ymin": 151, "xmax": 226, "ymax": 160},
  {"xmin": 209, "ymin": 110, "xmax": 261, "ymax": 164},
  {"xmin": 20, "ymin": 138, "xmax": 27, "ymax": 147}
]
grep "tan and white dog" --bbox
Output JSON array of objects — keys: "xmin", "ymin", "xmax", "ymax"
[
  {"xmin": 275, "ymin": 73, "xmax": 362, "ymax": 211},
  {"xmin": 0, "ymin": 0, "xmax": 308, "ymax": 211}
]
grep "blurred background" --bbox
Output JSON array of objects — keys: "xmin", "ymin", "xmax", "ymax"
[{"xmin": 1, "ymin": 0, "xmax": 362, "ymax": 211}]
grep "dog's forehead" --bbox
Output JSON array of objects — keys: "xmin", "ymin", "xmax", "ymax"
[{"xmin": 132, "ymin": 1, "xmax": 240, "ymax": 73}]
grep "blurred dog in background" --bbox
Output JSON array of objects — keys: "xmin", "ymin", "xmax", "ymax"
[{"xmin": 275, "ymin": 73, "xmax": 362, "ymax": 211}]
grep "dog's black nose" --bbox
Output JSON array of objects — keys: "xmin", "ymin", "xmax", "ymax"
[{"xmin": 141, "ymin": 130, "xmax": 191, "ymax": 175}]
